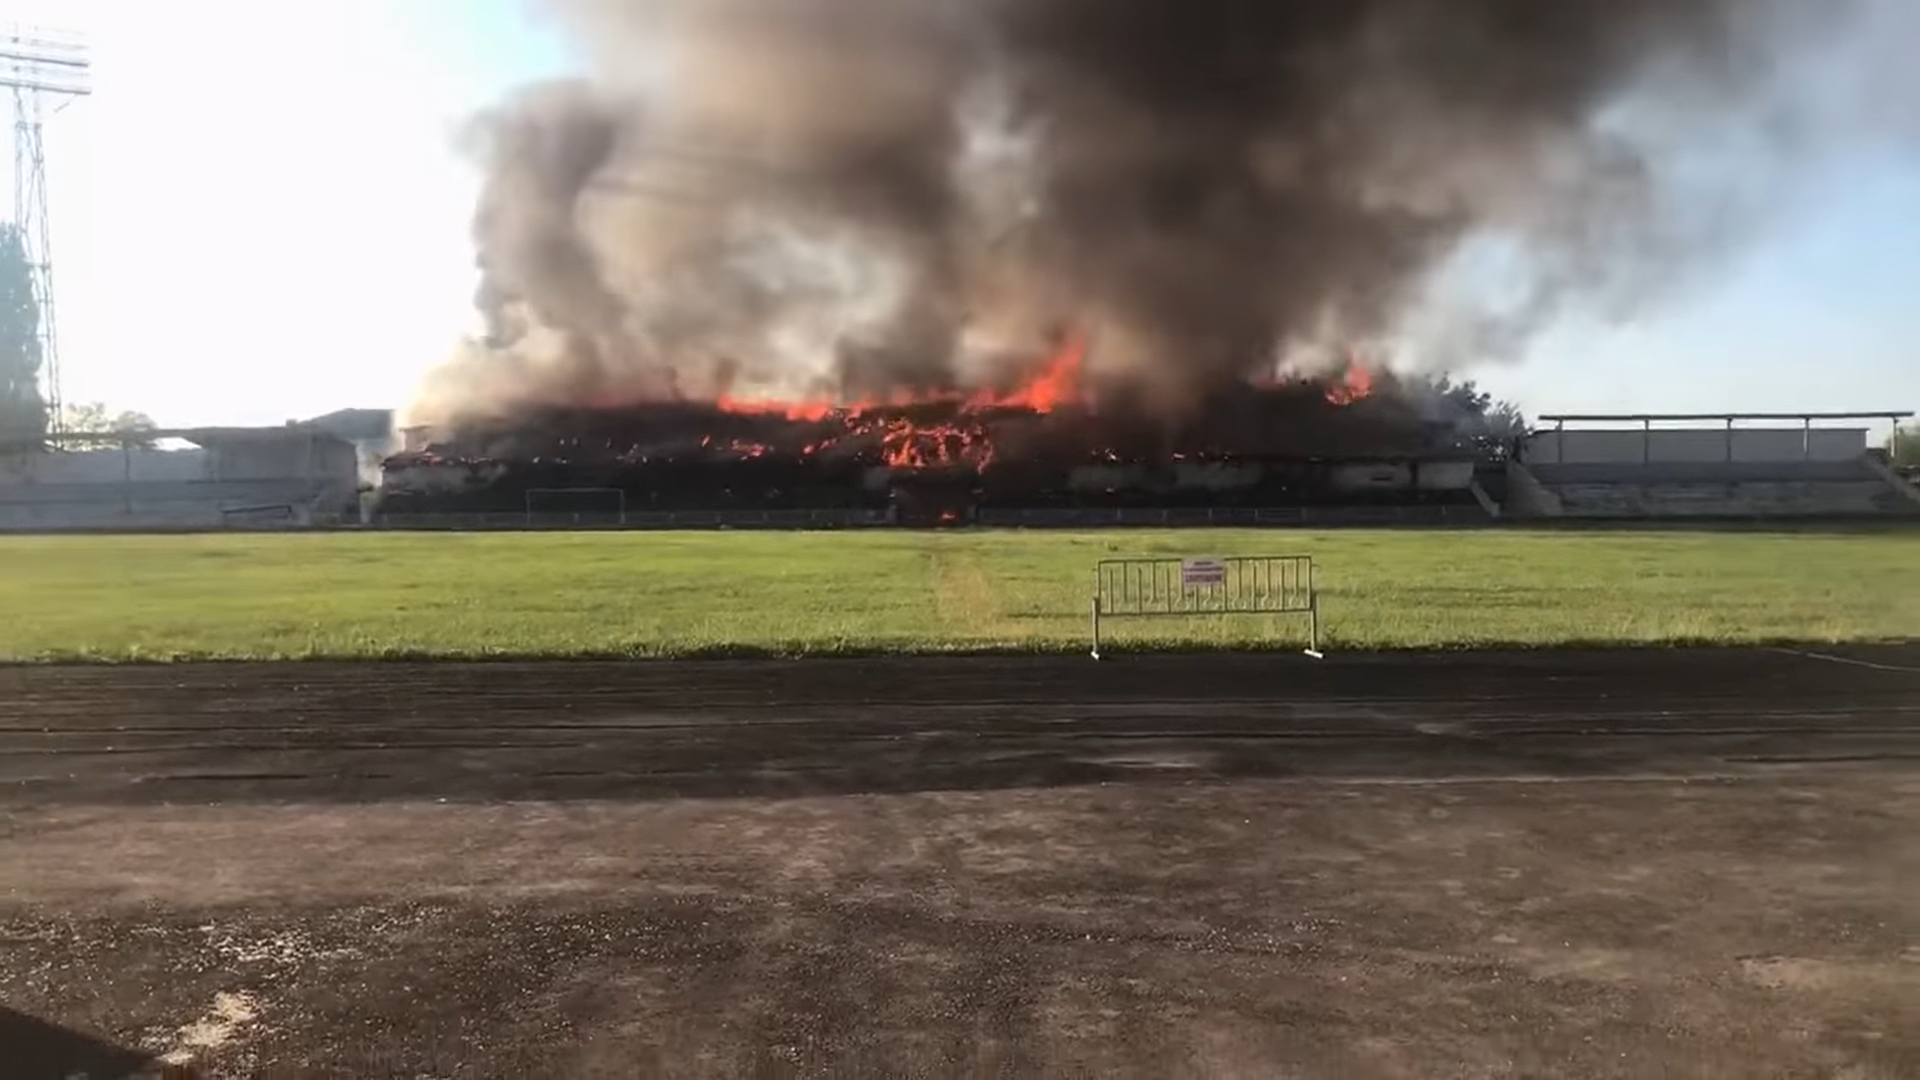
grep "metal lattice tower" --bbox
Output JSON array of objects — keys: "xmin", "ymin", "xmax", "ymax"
[{"xmin": 1, "ymin": 26, "xmax": 89, "ymax": 434}]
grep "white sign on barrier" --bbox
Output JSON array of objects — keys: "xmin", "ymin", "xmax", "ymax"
[{"xmin": 1180, "ymin": 558, "xmax": 1228, "ymax": 588}]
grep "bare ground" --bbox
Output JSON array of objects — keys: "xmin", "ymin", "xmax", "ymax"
[{"xmin": 2, "ymin": 647, "xmax": 1917, "ymax": 1079}]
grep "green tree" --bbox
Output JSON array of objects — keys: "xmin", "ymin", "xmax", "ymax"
[
  {"xmin": 0, "ymin": 223, "xmax": 46, "ymax": 444},
  {"xmin": 59, "ymin": 402, "xmax": 159, "ymax": 450},
  {"xmin": 1889, "ymin": 424, "xmax": 1918, "ymax": 466},
  {"xmin": 1417, "ymin": 373, "xmax": 1528, "ymax": 439}
]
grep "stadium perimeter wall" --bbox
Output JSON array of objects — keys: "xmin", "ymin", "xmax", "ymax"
[
  {"xmin": 1524, "ymin": 427, "xmax": 1869, "ymax": 465},
  {"xmin": 0, "ymin": 420, "xmax": 1911, "ymax": 531},
  {"xmin": 0, "ymin": 432, "xmax": 361, "ymax": 531}
]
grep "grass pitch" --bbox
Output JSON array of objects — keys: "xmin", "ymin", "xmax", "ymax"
[{"xmin": 0, "ymin": 528, "xmax": 1914, "ymax": 661}]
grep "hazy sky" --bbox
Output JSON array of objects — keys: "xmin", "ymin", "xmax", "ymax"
[{"xmin": 13, "ymin": 0, "xmax": 1920, "ymax": 431}]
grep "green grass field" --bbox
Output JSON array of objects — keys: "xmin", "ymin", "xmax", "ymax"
[{"xmin": 0, "ymin": 528, "xmax": 1915, "ymax": 661}]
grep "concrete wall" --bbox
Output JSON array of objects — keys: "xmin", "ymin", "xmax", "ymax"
[
  {"xmin": 208, "ymin": 435, "xmax": 358, "ymax": 482},
  {"xmin": 1807, "ymin": 429, "xmax": 1869, "ymax": 461},
  {"xmin": 1553, "ymin": 481, "xmax": 1907, "ymax": 519},
  {"xmin": 1058, "ymin": 460, "xmax": 1474, "ymax": 495},
  {"xmin": 0, "ymin": 481, "xmax": 328, "ymax": 530},
  {"xmin": 1416, "ymin": 461, "xmax": 1476, "ymax": 491},
  {"xmin": 0, "ymin": 432, "xmax": 361, "ymax": 531},
  {"xmin": 1528, "ymin": 461, "xmax": 1879, "ymax": 485},
  {"xmin": 1325, "ymin": 461, "xmax": 1474, "ymax": 492},
  {"xmin": 0, "ymin": 447, "xmax": 212, "ymax": 485},
  {"xmin": 1526, "ymin": 427, "xmax": 1869, "ymax": 466},
  {"xmin": 1328, "ymin": 462, "xmax": 1411, "ymax": 491},
  {"xmin": 1171, "ymin": 462, "xmax": 1264, "ymax": 491},
  {"xmin": 1730, "ymin": 429, "xmax": 1807, "ymax": 462},
  {"xmin": 1068, "ymin": 465, "xmax": 1151, "ymax": 492}
]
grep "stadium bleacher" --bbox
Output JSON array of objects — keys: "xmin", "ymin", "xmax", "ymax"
[{"xmin": 1511, "ymin": 413, "xmax": 1918, "ymax": 520}]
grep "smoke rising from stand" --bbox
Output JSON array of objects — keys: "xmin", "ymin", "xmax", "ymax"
[{"xmin": 405, "ymin": 0, "xmax": 1908, "ymax": 429}]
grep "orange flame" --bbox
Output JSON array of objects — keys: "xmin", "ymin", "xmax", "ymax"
[
  {"xmin": 714, "ymin": 395, "xmax": 845, "ymax": 423},
  {"xmin": 971, "ymin": 329, "xmax": 1086, "ymax": 413},
  {"xmin": 701, "ymin": 333, "xmax": 1389, "ymax": 469},
  {"xmin": 709, "ymin": 330, "xmax": 1089, "ymax": 470},
  {"xmin": 1325, "ymin": 350, "xmax": 1376, "ymax": 406},
  {"xmin": 718, "ymin": 330, "xmax": 1088, "ymax": 421},
  {"xmin": 677, "ymin": 333, "xmax": 1391, "ymax": 470}
]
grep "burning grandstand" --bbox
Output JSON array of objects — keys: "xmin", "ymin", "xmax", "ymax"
[
  {"xmin": 383, "ymin": 346, "xmax": 1500, "ymax": 523},
  {"xmin": 381, "ymin": 0, "xmax": 1914, "ymax": 524}
]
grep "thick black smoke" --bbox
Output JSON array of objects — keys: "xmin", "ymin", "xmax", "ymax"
[{"xmin": 406, "ymin": 0, "xmax": 1898, "ymax": 426}]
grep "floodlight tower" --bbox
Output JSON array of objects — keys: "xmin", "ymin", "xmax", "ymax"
[{"xmin": 0, "ymin": 25, "xmax": 90, "ymax": 434}]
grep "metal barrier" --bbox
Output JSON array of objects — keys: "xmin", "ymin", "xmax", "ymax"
[{"xmin": 1091, "ymin": 555, "xmax": 1320, "ymax": 660}]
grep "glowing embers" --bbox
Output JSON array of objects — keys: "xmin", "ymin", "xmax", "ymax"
[
  {"xmin": 714, "ymin": 330, "xmax": 1088, "ymax": 470},
  {"xmin": 603, "ymin": 334, "xmax": 1400, "ymax": 472},
  {"xmin": 879, "ymin": 416, "xmax": 995, "ymax": 469}
]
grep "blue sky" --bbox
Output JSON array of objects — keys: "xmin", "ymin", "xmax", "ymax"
[{"xmin": 14, "ymin": 0, "xmax": 1919, "ymax": 434}]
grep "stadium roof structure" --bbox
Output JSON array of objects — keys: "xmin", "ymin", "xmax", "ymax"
[
  {"xmin": 1537, "ymin": 411, "xmax": 1912, "ymax": 425},
  {"xmin": 6, "ymin": 424, "xmax": 355, "ymax": 454}
]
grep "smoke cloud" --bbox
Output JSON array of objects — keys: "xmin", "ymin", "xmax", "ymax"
[{"xmin": 405, "ymin": 0, "xmax": 1913, "ymax": 427}]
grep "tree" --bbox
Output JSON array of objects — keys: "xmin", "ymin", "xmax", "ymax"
[
  {"xmin": 1415, "ymin": 373, "xmax": 1529, "ymax": 440},
  {"xmin": 1889, "ymin": 424, "xmax": 1918, "ymax": 466},
  {"xmin": 59, "ymin": 402, "xmax": 159, "ymax": 450},
  {"xmin": 0, "ymin": 223, "xmax": 46, "ymax": 445}
]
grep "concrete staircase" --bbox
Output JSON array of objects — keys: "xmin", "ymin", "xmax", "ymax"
[
  {"xmin": 1502, "ymin": 462, "xmax": 1563, "ymax": 518},
  {"xmin": 1863, "ymin": 456, "xmax": 1920, "ymax": 509}
]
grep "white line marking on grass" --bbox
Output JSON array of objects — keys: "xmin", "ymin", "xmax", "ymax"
[{"xmin": 1768, "ymin": 648, "xmax": 1920, "ymax": 674}]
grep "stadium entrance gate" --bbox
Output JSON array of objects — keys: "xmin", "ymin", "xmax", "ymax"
[{"xmin": 1091, "ymin": 555, "xmax": 1321, "ymax": 660}]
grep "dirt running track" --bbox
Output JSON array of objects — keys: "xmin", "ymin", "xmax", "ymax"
[{"xmin": 2, "ymin": 647, "xmax": 1918, "ymax": 1079}]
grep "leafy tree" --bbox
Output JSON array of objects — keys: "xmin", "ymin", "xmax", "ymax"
[
  {"xmin": 59, "ymin": 402, "xmax": 159, "ymax": 450},
  {"xmin": 1415, "ymin": 373, "xmax": 1528, "ymax": 440},
  {"xmin": 0, "ymin": 223, "xmax": 46, "ymax": 444},
  {"xmin": 1889, "ymin": 424, "xmax": 1918, "ymax": 466}
]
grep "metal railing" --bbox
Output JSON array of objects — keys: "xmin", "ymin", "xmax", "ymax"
[
  {"xmin": 365, "ymin": 503, "xmax": 1491, "ymax": 531},
  {"xmin": 975, "ymin": 504, "xmax": 1491, "ymax": 528},
  {"xmin": 1091, "ymin": 555, "xmax": 1320, "ymax": 660},
  {"xmin": 525, "ymin": 487, "xmax": 627, "ymax": 527},
  {"xmin": 374, "ymin": 508, "xmax": 895, "ymax": 530}
]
